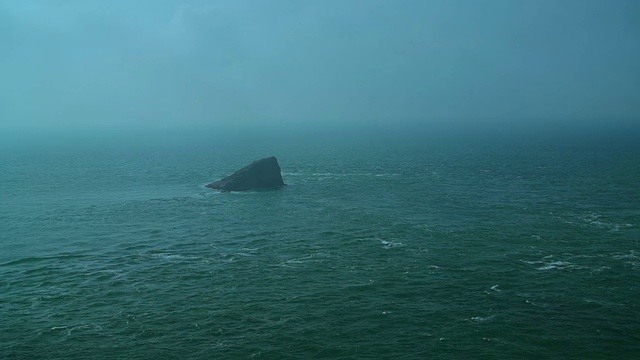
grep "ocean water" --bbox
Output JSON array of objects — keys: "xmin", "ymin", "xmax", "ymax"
[{"xmin": 1, "ymin": 126, "xmax": 639, "ymax": 359}]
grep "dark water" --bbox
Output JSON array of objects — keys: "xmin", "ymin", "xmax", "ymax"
[{"xmin": 1, "ymin": 127, "xmax": 639, "ymax": 359}]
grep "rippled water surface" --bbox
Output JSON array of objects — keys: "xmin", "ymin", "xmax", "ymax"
[{"xmin": 1, "ymin": 129, "xmax": 639, "ymax": 358}]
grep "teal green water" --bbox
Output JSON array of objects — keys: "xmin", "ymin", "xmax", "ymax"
[{"xmin": 1, "ymin": 128, "xmax": 639, "ymax": 359}]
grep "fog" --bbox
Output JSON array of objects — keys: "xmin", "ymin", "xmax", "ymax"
[{"xmin": 1, "ymin": 0, "xmax": 639, "ymax": 133}]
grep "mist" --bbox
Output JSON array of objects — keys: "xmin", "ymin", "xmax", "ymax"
[{"xmin": 1, "ymin": 0, "xmax": 639, "ymax": 134}]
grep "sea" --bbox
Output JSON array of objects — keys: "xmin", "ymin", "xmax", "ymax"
[{"xmin": 1, "ymin": 123, "xmax": 639, "ymax": 359}]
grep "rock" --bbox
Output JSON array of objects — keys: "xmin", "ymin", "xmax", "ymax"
[{"xmin": 206, "ymin": 156, "xmax": 285, "ymax": 191}]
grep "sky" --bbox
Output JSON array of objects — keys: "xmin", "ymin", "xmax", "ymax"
[{"xmin": 1, "ymin": 0, "xmax": 639, "ymax": 131}]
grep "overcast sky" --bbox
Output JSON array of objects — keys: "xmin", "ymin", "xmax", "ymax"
[{"xmin": 1, "ymin": 0, "xmax": 638, "ymax": 130}]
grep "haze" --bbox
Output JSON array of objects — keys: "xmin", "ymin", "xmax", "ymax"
[{"xmin": 1, "ymin": 0, "xmax": 639, "ymax": 133}]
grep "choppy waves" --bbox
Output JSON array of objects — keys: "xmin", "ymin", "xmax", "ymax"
[{"xmin": 2, "ymin": 136, "xmax": 640, "ymax": 359}]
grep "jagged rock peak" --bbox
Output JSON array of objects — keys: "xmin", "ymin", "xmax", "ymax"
[{"xmin": 206, "ymin": 156, "xmax": 285, "ymax": 192}]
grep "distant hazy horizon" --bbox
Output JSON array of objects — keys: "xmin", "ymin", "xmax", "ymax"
[{"xmin": 1, "ymin": 0, "xmax": 639, "ymax": 133}]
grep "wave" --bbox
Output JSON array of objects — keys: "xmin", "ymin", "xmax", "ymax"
[
  {"xmin": 0, "ymin": 254, "xmax": 89, "ymax": 267},
  {"xmin": 282, "ymin": 172, "xmax": 400, "ymax": 178},
  {"xmin": 148, "ymin": 253, "xmax": 200, "ymax": 261},
  {"xmin": 558, "ymin": 211, "xmax": 634, "ymax": 232},
  {"xmin": 521, "ymin": 257, "xmax": 607, "ymax": 272},
  {"xmin": 379, "ymin": 239, "xmax": 404, "ymax": 249},
  {"xmin": 470, "ymin": 315, "xmax": 496, "ymax": 323}
]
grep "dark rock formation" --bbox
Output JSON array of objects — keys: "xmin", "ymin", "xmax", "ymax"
[{"xmin": 206, "ymin": 156, "xmax": 285, "ymax": 191}]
